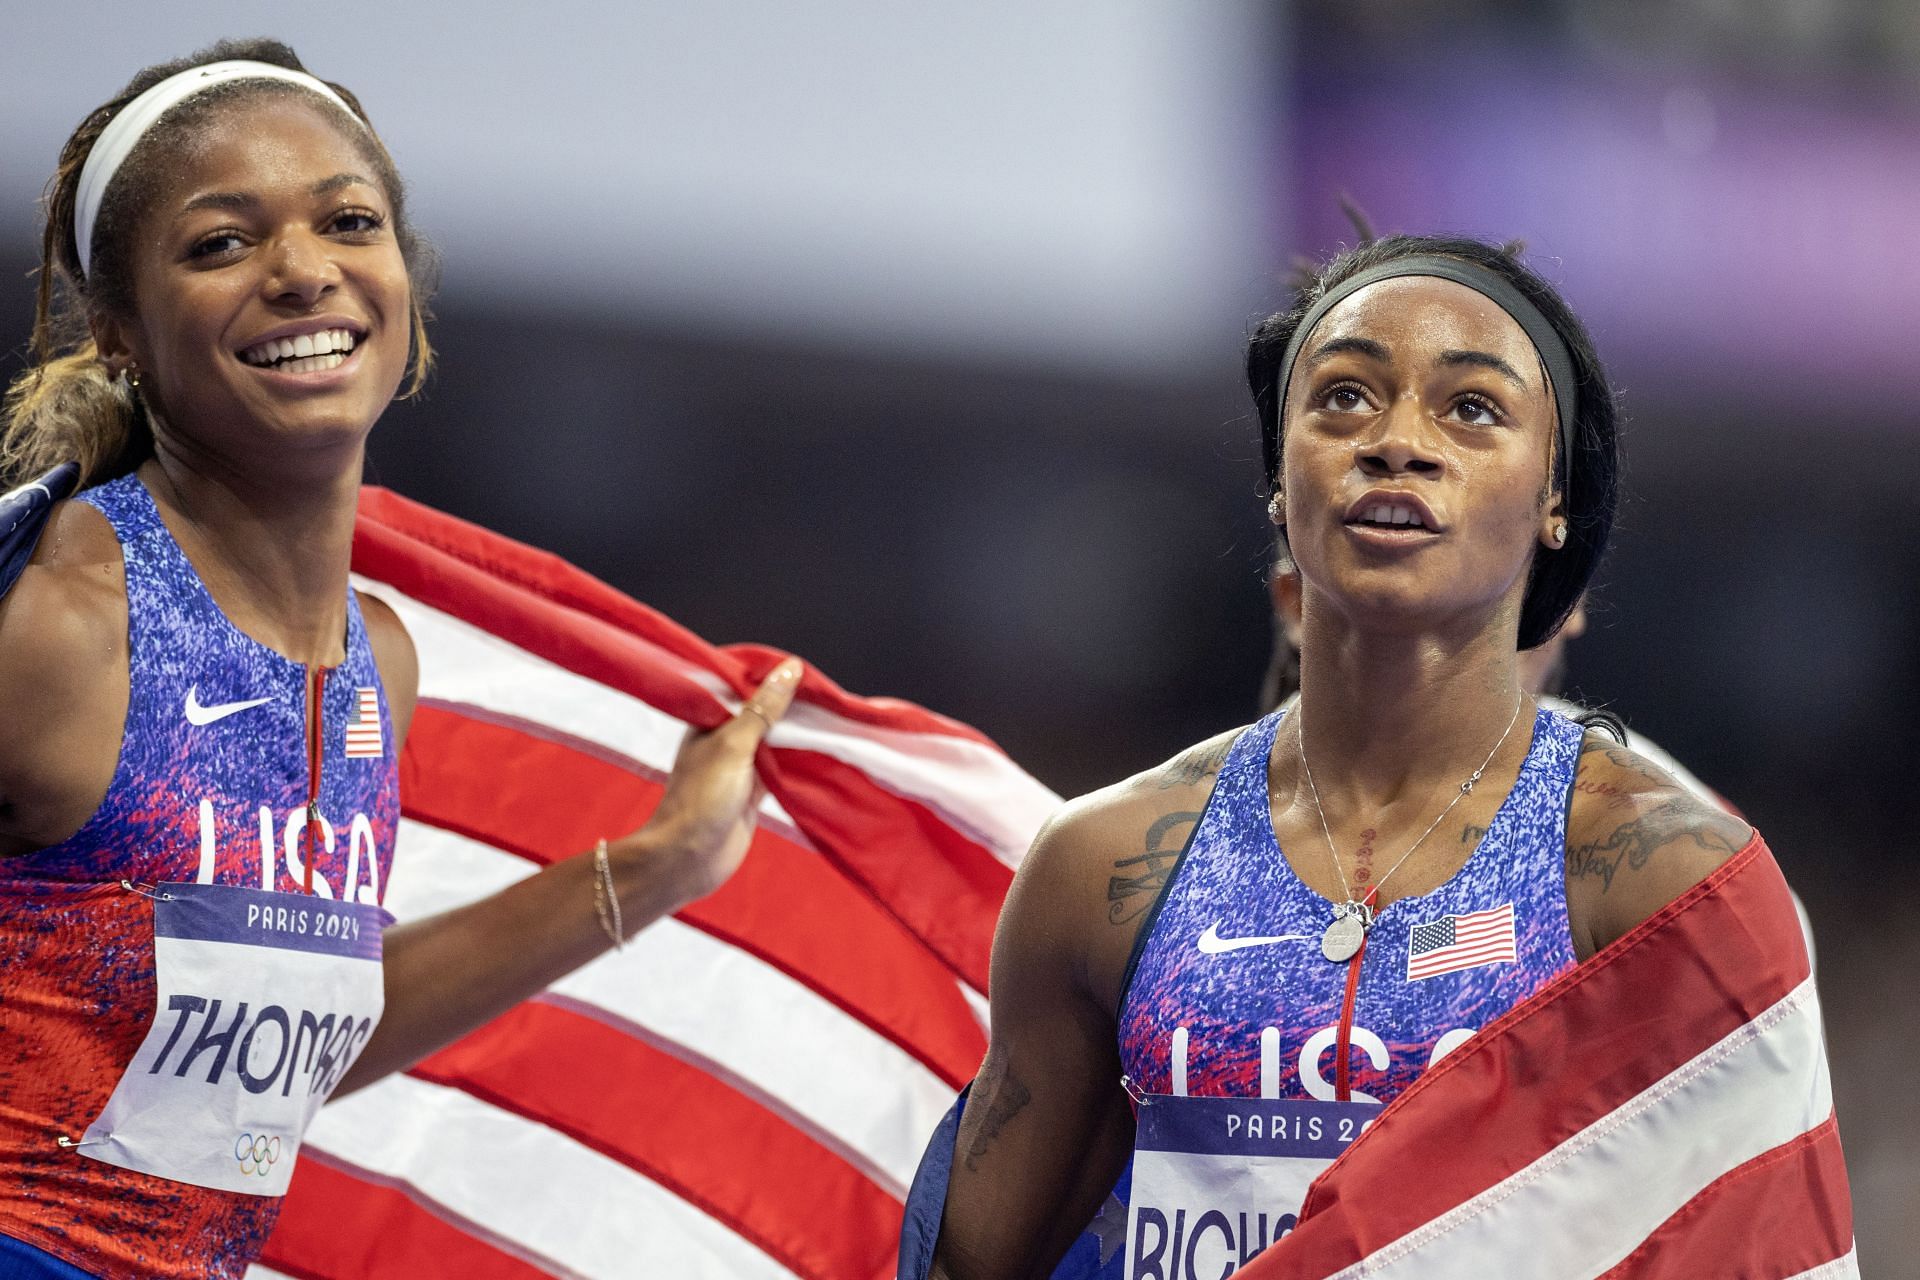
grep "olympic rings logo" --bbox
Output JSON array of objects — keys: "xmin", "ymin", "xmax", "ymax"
[{"xmin": 234, "ymin": 1131, "xmax": 282, "ymax": 1177}]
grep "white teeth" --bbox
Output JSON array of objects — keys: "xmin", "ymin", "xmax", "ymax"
[
  {"xmin": 241, "ymin": 328, "xmax": 358, "ymax": 366},
  {"xmin": 1356, "ymin": 503, "xmax": 1428, "ymax": 529},
  {"xmin": 270, "ymin": 352, "xmax": 346, "ymax": 374}
]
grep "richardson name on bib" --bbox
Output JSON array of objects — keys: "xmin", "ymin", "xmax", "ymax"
[
  {"xmin": 1132, "ymin": 1205, "xmax": 1296, "ymax": 1279},
  {"xmin": 147, "ymin": 996, "xmax": 375, "ymax": 1099}
]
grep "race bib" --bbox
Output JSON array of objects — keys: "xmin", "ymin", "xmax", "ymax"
[
  {"xmin": 1126, "ymin": 1094, "xmax": 1380, "ymax": 1279},
  {"xmin": 76, "ymin": 882, "xmax": 390, "ymax": 1196}
]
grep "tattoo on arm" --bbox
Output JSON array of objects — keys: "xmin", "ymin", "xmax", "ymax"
[
  {"xmin": 1107, "ymin": 811, "xmax": 1199, "ymax": 925},
  {"xmin": 964, "ymin": 1052, "xmax": 1033, "ymax": 1173}
]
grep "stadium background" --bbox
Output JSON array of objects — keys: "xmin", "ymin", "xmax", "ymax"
[{"xmin": 3, "ymin": 2, "xmax": 1913, "ymax": 1273}]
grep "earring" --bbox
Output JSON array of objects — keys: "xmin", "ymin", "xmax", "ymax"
[
  {"xmin": 1551, "ymin": 523, "xmax": 1567, "ymax": 547},
  {"xmin": 125, "ymin": 364, "xmax": 141, "ymax": 391},
  {"xmin": 1267, "ymin": 493, "xmax": 1284, "ymax": 524}
]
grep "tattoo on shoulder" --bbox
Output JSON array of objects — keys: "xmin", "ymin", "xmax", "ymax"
[
  {"xmin": 1156, "ymin": 738, "xmax": 1234, "ymax": 790},
  {"xmin": 964, "ymin": 1051, "xmax": 1033, "ymax": 1173},
  {"xmin": 1566, "ymin": 794, "xmax": 1744, "ymax": 894},
  {"xmin": 1578, "ymin": 739, "xmax": 1672, "ymax": 787},
  {"xmin": 1107, "ymin": 810, "xmax": 1200, "ymax": 925}
]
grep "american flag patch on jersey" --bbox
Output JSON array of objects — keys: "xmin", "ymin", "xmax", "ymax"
[
  {"xmin": 343, "ymin": 686, "xmax": 383, "ymax": 759},
  {"xmin": 1407, "ymin": 902, "xmax": 1517, "ymax": 980}
]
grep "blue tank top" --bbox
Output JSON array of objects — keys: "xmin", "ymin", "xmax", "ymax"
[
  {"xmin": 0, "ymin": 473, "xmax": 399, "ymax": 1278},
  {"xmin": 1118, "ymin": 706, "xmax": 1581, "ymax": 1106}
]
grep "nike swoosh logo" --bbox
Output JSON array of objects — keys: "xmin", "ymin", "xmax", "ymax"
[
  {"xmin": 184, "ymin": 686, "xmax": 274, "ymax": 726},
  {"xmin": 1196, "ymin": 923, "xmax": 1312, "ymax": 955}
]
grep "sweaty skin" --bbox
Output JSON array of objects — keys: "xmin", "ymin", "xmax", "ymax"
[{"xmin": 927, "ymin": 276, "xmax": 1750, "ymax": 1279}]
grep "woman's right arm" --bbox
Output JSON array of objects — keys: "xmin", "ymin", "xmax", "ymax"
[{"xmin": 931, "ymin": 804, "xmax": 1140, "ymax": 1280}]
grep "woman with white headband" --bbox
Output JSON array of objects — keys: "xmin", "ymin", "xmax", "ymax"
[
  {"xmin": 0, "ymin": 39, "xmax": 798, "ymax": 1279},
  {"xmin": 909, "ymin": 232, "xmax": 1837, "ymax": 1278}
]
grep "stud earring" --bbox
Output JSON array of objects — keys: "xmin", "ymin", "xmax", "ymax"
[
  {"xmin": 1267, "ymin": 493, "xmax": 1284, "ymax": 524},
  {"xmin": 1551, "ymin": 523, "xmax": 1567, "ymax": 547},
  {"xmin": 125, "ymin": 365, "xmax": 141, "ymax": 391}
]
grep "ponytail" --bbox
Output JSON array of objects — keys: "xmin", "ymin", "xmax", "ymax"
[{"xmin": 1, "ymin": 344, "xmax": 151, "ymax": 491}]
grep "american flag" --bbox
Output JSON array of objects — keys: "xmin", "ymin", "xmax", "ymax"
[
  {"xmin": 343, "ymin": 686, "xmax": 384, "ymax": 759},
  {"xmin": 245, "ymin": 487, "xmax": 1056, "ymax": 1279},
  {"xmin": 1239, "ymin": 843, "xmax": 1853, "ymax": 1279},
  {"xmin": 1406, "ymin": 902, "xmax": 1517, "ymax": 981}
]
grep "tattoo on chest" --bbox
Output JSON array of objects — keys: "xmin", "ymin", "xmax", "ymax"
[
  {"xmin": 1459, "ymin": 822, "xmax": 1489, "ymax": 846},
  {"xmin": 963, "ymin": 1052, "xmax": 1033, "ymax": 1173},
  {"xmin": 1351, "ymin": 827, "xmax": 1377, "ymax": 885},
  {"xmin": 1107, "ymin": 810, "xmax": 1201, "ymax": 925}
]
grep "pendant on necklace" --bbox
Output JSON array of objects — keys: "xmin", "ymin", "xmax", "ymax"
[{"xmin": 1321, "ymin": 901, "xmax": 1370, "ymax": 964}]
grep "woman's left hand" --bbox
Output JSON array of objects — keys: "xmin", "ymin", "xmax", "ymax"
[{"xmin": 622, "ymin": 657, "xmax": 806, "ymax": 906}]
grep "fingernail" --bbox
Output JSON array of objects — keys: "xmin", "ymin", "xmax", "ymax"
[{"xmin": 774, "ymin": 658, "xmax": 803, "ymax": 683}]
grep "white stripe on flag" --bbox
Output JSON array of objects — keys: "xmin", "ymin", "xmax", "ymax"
[
  {"xmin": 305, "ymin": 1075, "xmax": 800, "ymax": 1280},
  {"xmin": 1784, "ymin": 1246, "xmax": 1861, "ymax": 1279},
  {"xmin": 352, "ymin": 576, "xmax": 1058, "ymax": 870},
  {"xmin": 386, "ymin": 820, "xmax": 953, "ymax": 1195},
  {"xmin": 774, "ymin": 702, "xmax": 1057, "ymax": 867},
  {"xmin": 1327, "ymin": 975, "xmax": 1834, "ymax": 1280}
]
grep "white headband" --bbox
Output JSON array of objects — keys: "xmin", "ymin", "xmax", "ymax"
[{"xmin": 73, "ymin": 59, "xmax": 359, "ymax": 279}]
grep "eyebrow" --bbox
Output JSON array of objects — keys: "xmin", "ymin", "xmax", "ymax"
[
  {"xmin": 1307, "ymin": 336, "xmax": 1391, "ymax": 365},
  {"xmin": 1439, "ymin": 348, "xmax": 1529, "ymax": 390},
  {"xmin": 179, "ymin": 173, "xmax": 378, "ymax": 215}
]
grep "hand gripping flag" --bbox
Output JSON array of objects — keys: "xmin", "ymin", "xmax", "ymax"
[
  {"xmin": 243, "ymin": 487, "xmax": 1059, "ymax": 1280},
  {"xmin": 1236, "ymin": 836, "xmax": 1854, "ymax": 1280}
]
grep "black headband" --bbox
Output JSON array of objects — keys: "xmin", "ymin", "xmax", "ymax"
[{"xmin": 1273, "ymin": 254, "xmax": 1579, "ymax": 488}]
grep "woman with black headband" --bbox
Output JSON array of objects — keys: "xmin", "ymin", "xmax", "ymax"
[
  {"xmin": 0, "ymin": 40, "xmax": 799, "ymax": 1279},
  {"xmin": 917, "ymin": 235, "xmax": 1773, "ymax": 1277}
]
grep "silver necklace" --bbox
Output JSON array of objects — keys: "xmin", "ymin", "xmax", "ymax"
[{"xmin": 1297, "ymin": 694, "xmax": 1527, "ymax": 964}]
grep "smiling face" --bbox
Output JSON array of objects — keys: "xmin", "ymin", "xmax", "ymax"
[
  {"xmin": 1278, "ymin": 274, "xmax": 1565, "ymax": 640},
  {"xmin": 91, "ymin": 93, "xmax": 412, "ymax": 471}
]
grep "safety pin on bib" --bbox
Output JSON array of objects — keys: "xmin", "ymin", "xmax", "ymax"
[
  {"xmin": 1120, "ymin": 1074, "xmax": 1153, "ymax": 1107},
  {"xmin": 55, "ymin": 1133, "xmax": 110, "ymax": 1149},
  {"xmin": 119, "ymin": 879, "xmax": 174, "ymax": 900}
]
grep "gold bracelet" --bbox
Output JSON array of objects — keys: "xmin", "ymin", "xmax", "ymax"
[{"xmin": 591, "ymin": 838, "xmax": 625, "ymax": 950}]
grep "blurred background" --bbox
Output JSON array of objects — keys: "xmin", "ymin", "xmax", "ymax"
[{"xmin": 3, "ymin": 1, "xmax": 1913, "ymax": 1271}]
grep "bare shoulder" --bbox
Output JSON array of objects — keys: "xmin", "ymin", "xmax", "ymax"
[
  {"xmin": 1006, "ymin": 725, "xmax": 1245, "ymax": 1015},
  {"xmin": 353, "ymin": 589, "xmax": 418, "ymax": 747},
  {"xmin": 0, "ymin": 498, "xmax": 125, "ymax": 688},
  {"xmin": 0, "ymin": 500, "xmax": 130, "ymax": 851},
  {"xmin": 1564, "ymin": 731, "xmax": 1754, "ymax": 958}
]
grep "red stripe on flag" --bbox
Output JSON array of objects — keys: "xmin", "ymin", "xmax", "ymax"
[
  {"xmin": 260, "ymin": 1152, "xmax": 552, "ymax": 1279},
  {"xmin": 1597, "ymin": 1115, "xmax": 1852, "ymax": 1280},
  {"xmin": 1407, "ymin": 945, "xmax": 1516, "ymax": 980},
  {"xmin": 759, "ymin": 746, "xmax": 1013, "ymax": 989},
  {"xmin": 410, "ymin": 1001, "xmax": 902, "ymax": 1280},
  {"xmin": 400, "ymin": 704, "xmax": 988, "ymax": 1087},
  {"xmin": 1260, "ymin": 837, "xmax": 1808, "ymax": 1276},
  {"xmin": 354, "ymin": 487, "xmax": 1016, "ymax": 990}
]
